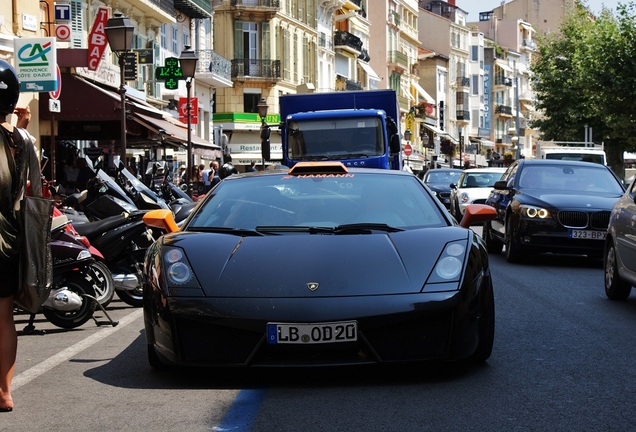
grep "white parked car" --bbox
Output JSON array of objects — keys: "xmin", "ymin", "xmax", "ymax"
[{"xmin": 449, "ymin": 168, "xmax": 506, "ymax": 219}]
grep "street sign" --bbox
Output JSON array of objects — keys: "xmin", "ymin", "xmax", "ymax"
[
  {"xmin": 122, "ymin": 52, "xmax": 138, "ymax": 81},
  {"xmin": 87, "ymin": 6, "xmax": 109, "ymax": 71},
  {"xmin": 49, "ymin": 65, "xmax": 61, "ymax": 100},
  {"xmin": 49, "ymin": 99, "xmax": 61, "ymax": 113},
  {"xmin": 55, "ymin": 24, "xmax": 71, "ymax": 42},
  {"xmin": 134, "ymin": 49, "xmax": 153, "ymax": 64},
  {"xmin": 54, "ymin": 4, "xmax": 71, "ymax": 21},
  {"xmin": 179, "ymin": 97, "xmax": 198, "ymax": 124},
  {"xmin": 404, "ymin": 143, "xmax": 413, "ymax": 156}
]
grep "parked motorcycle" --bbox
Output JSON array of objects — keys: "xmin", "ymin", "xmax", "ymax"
[
  {"xmin": 71, "ymin": 210, "xmax": 156, "ymax": 308},
  {"xmin": 116, "ymin": 161, "xmax": 197, "ymax": 223},
  {"xmin": 19, "ymin": 215, "xmax": 117, "ymax": 331}
]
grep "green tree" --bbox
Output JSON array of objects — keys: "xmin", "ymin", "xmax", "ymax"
[{"xmin": 531, "ymin": 2, "xmax": 636, "ymax": 179}]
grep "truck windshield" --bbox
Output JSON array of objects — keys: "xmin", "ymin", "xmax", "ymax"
[
  {"xmin": 287, "ymin": 117, "xmax": 384, "ymax": 160},
  {"xmin": 544, "ymin": 152, "xmax": 605, "ymax": 165}
]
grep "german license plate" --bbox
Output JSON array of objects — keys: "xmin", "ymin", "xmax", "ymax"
[
  {"xmin": 569, "ymin": 229, "xmax": 607, "ymax": 240},
  {"xmin": 267, "ymin": 321, "xmax": 357, "ymax": 345}
]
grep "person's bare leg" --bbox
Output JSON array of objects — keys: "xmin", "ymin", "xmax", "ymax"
[{"xmin": 0, "ymin": 296, "xmax": 16, "ymax": 411}]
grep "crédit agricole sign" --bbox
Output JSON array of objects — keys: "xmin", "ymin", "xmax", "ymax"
[{"xmin": 14, "ymin": 37, "xmax": 57, "ymax": 93}]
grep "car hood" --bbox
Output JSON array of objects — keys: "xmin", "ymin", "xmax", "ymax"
[
  {"xmin": 521, "ymin": 190, "xmax": 622, "ymax": 209},
  {"xmin": 426, "ymin": 183, "xmax": 451, "ymax": 193},
  {"xmin": 458, "ymin": 187, "xmax": 493, "ymax": 199},
  {"xmin": 163, "ymin": 227, "xmax": 470, "ymax": 297}
]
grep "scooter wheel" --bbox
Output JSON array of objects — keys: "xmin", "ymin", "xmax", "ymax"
[
  {"xmin": 87, "ymin": 261, "xmax": 115, "ymax": 308},
  {"xmin": 43, "ymin": 276, "xmax": 97, "ymax": 329},
  {"xmin": 116, "ymin": 287, "xmax": 144, "ymax": 308}
]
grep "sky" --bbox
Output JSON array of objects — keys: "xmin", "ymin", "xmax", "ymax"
[{"xmin": 459, "ymin": 0, "xmax": 625, "ymax": 22}]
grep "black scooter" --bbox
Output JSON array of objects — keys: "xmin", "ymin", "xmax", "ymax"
[{"xmin": 19, "ymin": 215, "xmax": 118, "ymax": 332}]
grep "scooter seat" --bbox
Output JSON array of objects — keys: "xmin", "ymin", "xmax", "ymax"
[{"xmin": 72, "ymin": 214, "xmax": 129, "ymax": 240}]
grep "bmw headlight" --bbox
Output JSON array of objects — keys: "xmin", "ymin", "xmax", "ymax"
[
  {"xmin": 426, "ymin": 241, "xmax": 466, "ymax": 284},
  {"xmin": 460, "ymin": 192, "xmax": 470, "ymax": 204},
  {"xmin": 163, "ymin": 246, "xmax": 198, "ymax": 287},
  {"xmin": 520, "ymin": 205, "xmax": 552, "ymax": 219}
]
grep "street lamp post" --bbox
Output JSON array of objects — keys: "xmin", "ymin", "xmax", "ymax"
[
  {"xmin": 514, "ymin": 75, "xmax": 521, "ymax": 160},
  {"xmin": 179, "ymin": 46, "xmax": 198, "ymax": 197},
  {"xmin": 404, "ymin": 128, "xmax": 412, "ymax": 167},
  {"xmin": 258, "ymin": 98, "xmax": 270, "ymax": 169},
  {"xmin": 421, "ymin": 131, "xmax": 430, "ymax": 167},
  {"xmin": 458, "ymin": 127, "xmax": 463, "ymax": 169},
  {"xmin": 105, "ymin": 13, "xmax": 135, "ymax": 168}
]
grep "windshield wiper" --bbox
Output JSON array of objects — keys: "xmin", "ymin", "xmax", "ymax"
[
  {"xmin": 332, "ymin": 223, "xmax": 404, "ymax": 233},
  {"xmin": 254, "ymin": 224, "xmax": 403, "ymax": 234},
  {"xmin": 188, "ymin": 227, "xmax": 265, "ymax": 236}
]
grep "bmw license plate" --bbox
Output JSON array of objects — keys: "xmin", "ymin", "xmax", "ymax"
[
  {"xmin": 267, "ymin": 321, "xmax": 357, "ymax": 345},
  {"xmin": 569, "ymin": 229, "xmax": 607, "ymax": 240}
]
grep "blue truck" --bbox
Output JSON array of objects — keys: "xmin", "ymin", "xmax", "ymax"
[{"xmin": 277, "ymin": 89, "xmax": 403, "ymax": 170}]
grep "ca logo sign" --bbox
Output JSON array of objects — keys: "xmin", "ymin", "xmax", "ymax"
[{"xmin": 17, "ymin": 41, "xmax": 52, "ymax": 66}]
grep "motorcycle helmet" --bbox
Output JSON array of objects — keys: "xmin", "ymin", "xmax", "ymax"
[
  {"xmin": 0, "ymin": 59, "xmax": 20, "ymax": 116},
  {"xmin": 219, "ymin": 163, "xmax": 238, "ymax": 179}
]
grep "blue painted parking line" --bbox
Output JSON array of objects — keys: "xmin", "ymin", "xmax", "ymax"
[{"xmin": 214, "ymin": 388, "xmax": 267, "ymax": 432}]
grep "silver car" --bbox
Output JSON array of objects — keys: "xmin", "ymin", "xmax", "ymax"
[{"xmin": 604, "ymin": 178, "xmax": 636, "ymax": 299}]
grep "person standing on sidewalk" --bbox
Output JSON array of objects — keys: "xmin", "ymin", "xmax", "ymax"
[{"xmin": 0, "ymin": 59, "xmax": 41, "ymax": 413}]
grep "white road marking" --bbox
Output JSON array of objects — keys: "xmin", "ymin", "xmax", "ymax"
[{"xmin": 12, "ymin": 308, "xmax": 144, "ymax": 390}]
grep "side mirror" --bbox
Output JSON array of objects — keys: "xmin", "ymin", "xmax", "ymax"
[
  {"xmin": 459, "ymin": 204, "xmax": 496, "ymax": 228},
  {"xmin": 450, "ymin": 183, "xmax": 457, "ymax": 189},
  {"xmin": 143, "ymin": 209, "xmax": 180, "ymax": 233},
  {"xmin": 390, "ymin": 134, "xmax": 401, "ymax": 154}
]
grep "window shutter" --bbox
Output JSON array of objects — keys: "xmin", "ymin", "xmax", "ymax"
[{"xmin": 70, "ymin": 0, "xmax": 84, "ymax": 48}]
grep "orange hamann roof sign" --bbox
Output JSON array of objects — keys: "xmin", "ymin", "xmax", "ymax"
[{"xmin": 288, "ymin": 161, "xmax": 349, "ymax": 176}]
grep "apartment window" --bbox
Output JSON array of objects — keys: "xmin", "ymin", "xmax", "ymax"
[
  {"xmin": 471, "ymin": 46, "xmax": 478, "ymax": 61},
  {"xmin": 244, "ymin": 89, "xmax": 261, "ymax": 113},
  {"xmin": 183, "ymin": 29, "xmax": 190, "ymax": 48},
  {"xmin": 160, "ymin": 25, "xmax": 167, "ymax": 49},
  {"xmin": 172, "ymin": 25, "xmax": 178, "ymax": 53},
  {"xmin": 472, "ymin": 75, "xmax": 479, "ymax": 95}
]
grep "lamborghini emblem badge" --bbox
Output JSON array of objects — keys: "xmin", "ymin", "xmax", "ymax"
[{"xmin": 307, "ymin": 282, "xmax": 319, "ymax": 291}]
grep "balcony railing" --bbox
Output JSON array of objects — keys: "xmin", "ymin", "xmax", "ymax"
[
  {"xmin": 494, "ymin": 76, "xmax": 513, "ymax": 86},
  {"xmin": 230, "ymin": 0, "xmax": 280, "ymax": 20},
  {"xmin": 456, "ymin": 77, "xmax": 470, "ymax": 88},
  {"xmin": 388, "ymin": 11, "xmax": 400, "ymax": 26},
  {"xmin": 174, "ymin": 0, "xmax": 211, "ymax": 17},
  {"xmin": 387, "ymin": 50, "xmax": 408, "ymax": 69},
  {"xmin": 495, "ymin": 105, "xmax": 513, "ymax": 115},
  {"xmin": 336, "ymin": 75, "xmax": 362, "ymax": 91},
  {"xmin": 195, "ymin": 50, "xmax": 231, "ymax": 80},
  {"xmin": 456, "ymin": 110, "xmax": 470, "ymax": 120},
  {"xmin": 334, "ymin": 31, "xmax": 363, "ymax": 53},
  {"xmin": 231, "ymin": 59, "xmax": 281, "ymax": 80}
]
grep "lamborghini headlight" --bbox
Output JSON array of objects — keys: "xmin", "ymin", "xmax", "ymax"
[
  {"xmin": 520, "ymin": 205, "xmax": 552, "ymax": 219},
  {"xmin": 426, "ymin": 241, "xmax": 466, "ymax": 284},
  {"xmin": 163, "ymin": 246, "xmax": 195, "ymax": 286}
]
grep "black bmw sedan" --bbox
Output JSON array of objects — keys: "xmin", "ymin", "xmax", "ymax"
[
  {"xmin": 483, "ymin": 159, "xmax": 625, "ymax": 262},
  {"xmin": 141, "ymin": 162, "xmax": 497, "ymax": 369}
]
